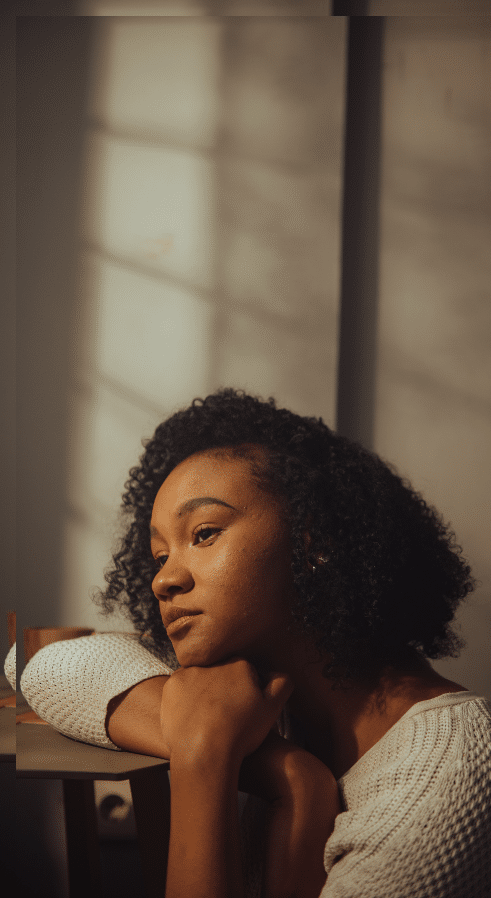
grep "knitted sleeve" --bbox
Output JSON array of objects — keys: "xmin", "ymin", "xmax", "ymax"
[
  {"xmin": 321, "ymin": 697, "xmax": 491, "ymax": 898},
  {"xmin": 20, "ymin": 632, "xmax": 176, "ymax": 750},
  {"xmin": 4, "ymin": 642, "xmax": 16, "ymax": 691}
]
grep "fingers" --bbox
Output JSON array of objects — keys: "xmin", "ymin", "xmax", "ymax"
[
  {"xmin": 262, "ymin": 671, "xmax": 294, "ymax": 708},
  {"xmin": 229, "ymin": 658, "xmax": 293, "ymax": 704},
  {"xmin": 196, "ymin": 655, "xmax": 293, "ymax": 713}
]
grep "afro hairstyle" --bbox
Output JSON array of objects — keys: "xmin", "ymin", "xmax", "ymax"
[{"xmin": 95, "ymin": 388, "xmax": 474, "ymax": 684}]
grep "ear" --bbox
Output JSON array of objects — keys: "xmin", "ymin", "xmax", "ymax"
[{"xmin": 303, "ymin": 529, "xmax": 329, "ymax": 572}]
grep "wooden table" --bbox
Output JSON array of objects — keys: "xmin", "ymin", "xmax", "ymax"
[
  {"xmin": 14, "ymin": 718, "xmax": 170, "ymax": 898},
  {"xmin": 0, "ymin": 707, "xmax": 15, "ymax": 762}
]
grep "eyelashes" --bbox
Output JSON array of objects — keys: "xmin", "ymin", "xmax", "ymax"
[
  {"xmin": 195, "ymin": 525, "xmax": 220, "ymax": 544},
  {"xmin": 153, "ymin": 526, "xmax": 221, "ymax": 569},
  {"xmin": 154, "ymin": 554, "xmax": 169, "ymax": 570}
]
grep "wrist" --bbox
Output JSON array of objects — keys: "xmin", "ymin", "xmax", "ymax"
[
  {"xmin": 170, "ymin": 740, "xmax": 242, "ymax": 785},
  {"xmin": 106, "ymin": 675, "xmax": 170, "ymax": 756}
]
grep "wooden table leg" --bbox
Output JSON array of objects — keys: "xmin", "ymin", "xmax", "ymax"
[
  {"xmin": 62, "ymin": 779, "xmax": 103, "ymax": 898},
  {"xmin": 130, "ymin": 766, "xmax": 170, "ymax": 898}
]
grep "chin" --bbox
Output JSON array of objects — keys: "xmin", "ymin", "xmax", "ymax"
[{"xmin": 172, "ymin": 638, "xmax": 224, "ymax": 669}]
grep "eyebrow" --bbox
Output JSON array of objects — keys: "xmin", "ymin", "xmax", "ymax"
[{"xmin": 150, "ymin": 496, "xmax": 236, "ymax": 538}]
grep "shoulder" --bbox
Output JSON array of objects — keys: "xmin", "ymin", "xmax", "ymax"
[
  {"xmin": 340, "ymin": 694, "xmax": 491, "ymax": 809},
  {"xmin": 322, "ymin": 695, "xmax": 491, "ymax": 897}
]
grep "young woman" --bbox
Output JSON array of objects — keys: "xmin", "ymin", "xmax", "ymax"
[{"xmin": 20, "ymin": 389, "xmax": 491, "ymax": 898}]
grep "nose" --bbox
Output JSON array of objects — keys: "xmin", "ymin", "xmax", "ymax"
[{"xmin": 151, "ymin": 556, "xmax": 194, "ymax": 600}]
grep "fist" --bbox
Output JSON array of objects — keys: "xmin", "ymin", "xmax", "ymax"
[{"xmin": 159, "ymin": 658, "xmax": 293, "ymax": 768}]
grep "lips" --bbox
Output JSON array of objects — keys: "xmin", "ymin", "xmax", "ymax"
[{"xmin": 162, "ymin": 606, "xmax": 201, "ymax": 630}]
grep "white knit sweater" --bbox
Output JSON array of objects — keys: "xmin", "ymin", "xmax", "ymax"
[
  {"xmin": 19, "ymin": 633, "xmax": 491, "ymax": 898},
  {"xmin": 4, "ymin": 642, "xmax": 16, "ymax": 691}
]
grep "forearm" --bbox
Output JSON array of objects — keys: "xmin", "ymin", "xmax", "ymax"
[
  {"xmin": 106, "ymin": 675, "xmax": 169, "ymax": 756},
  {"xmin": 262, "ymin": 748, "xmax": 341, "ymax": 898},
  {"xmin": 166, "ymin": 755, "xmax": 245, "ymax": 898},
  {"xmin": 106, "ymin": 679, "xmax": 285, "ymax": 806}
]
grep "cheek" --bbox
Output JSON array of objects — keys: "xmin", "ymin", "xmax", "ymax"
[
  {"xmin": 206, "ymin": 544, "xmax": 294, "ymax": 624},
  {"xmin": 200, "ymin": 543, "xmax": 269, "ymax": 591}
]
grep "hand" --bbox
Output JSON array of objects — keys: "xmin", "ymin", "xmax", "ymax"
[{"xmin": 159, "ymin": 657, "xmax": 293, "ymax": 769}]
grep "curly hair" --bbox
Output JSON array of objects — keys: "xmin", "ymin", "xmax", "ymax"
[{"xmin": 95, "ymin": 388, "xmax": 475, "ymax": 684}]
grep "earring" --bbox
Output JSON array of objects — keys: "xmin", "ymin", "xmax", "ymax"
[{"xmin": 309, "ymin": 554, "xmax": 327, "ymax": 574}]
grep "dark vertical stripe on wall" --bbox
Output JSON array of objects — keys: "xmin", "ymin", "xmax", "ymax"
[{"xmin": 335, "ymin": 17, "xmax": 384, "ymax": 450}]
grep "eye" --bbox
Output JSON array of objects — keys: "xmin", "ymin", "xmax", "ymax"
[
  {"xmin": 194, "ymin": 526, "xmax": 220, "ymax": 544},
  {"xmin": 154, "ymin": 554, "xmax": 168, "ymax": 569}
]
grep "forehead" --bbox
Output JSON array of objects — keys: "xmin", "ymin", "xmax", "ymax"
[{"xmin": 154, "ymin": 449, "xmax": 266, "ymax": 509}]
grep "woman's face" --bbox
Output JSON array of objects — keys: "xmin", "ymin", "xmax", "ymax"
[{"xmin": 150, "ymin": 448, "xmax": 299, "ymax": 670}]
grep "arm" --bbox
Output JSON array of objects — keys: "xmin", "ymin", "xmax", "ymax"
[
  {"xmin": 161, "ymin": 658, "xmax": 293, "ymax": 898},
  {"xmin": 165, "ymin": 735, "xmax": 340, "ymax": 898},
  {"xmin": 4, "ymin": 642, "xmax": 16, "ymax": 692},
  {"xmin": 167, "ymin": 752, "xmax": 245, "ymax": 898},
  {"xmin": 106, "ymin": 675, "xmax": 293, "ymax": 802},
  {"xmin": 106, "ymin": 676, "xmax": 291, "ymax": 796},
  {"xmin": 108, "ymin": 675, "xmax": 340, "ymax": 898},
  {"xmin": 106, "ymin": 675, "xmax": 170, "ymax": 756},
  {"xmin": 19, "ymin": 632, "xmax": 172, "ymax": 748},
  {"xmin": 259, "ymin": 738, "xmax": 340, "ymax": 898}
]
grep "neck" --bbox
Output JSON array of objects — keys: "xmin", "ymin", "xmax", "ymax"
[{"xmin": 283, "ymin": 650, "xmax": 466, "ymax": 779}]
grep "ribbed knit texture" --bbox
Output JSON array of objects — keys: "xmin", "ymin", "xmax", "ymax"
[
  {"xmin": 20, "ymin": 632, "xmax": 175, "ymax": 748},
  {"xmin": 19, "ymin": 633, "xmax": 491, "ymax": 896},
  {"xmin": 4, "ymin": 642, "xmax": 16, "ymax": 691},
  {"xmin": 322, "ymin": 692, "xmax": 491, "ymax": 897}
]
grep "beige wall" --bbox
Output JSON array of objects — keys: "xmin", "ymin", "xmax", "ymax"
[{"xmin": 60, "ymin": 15, "xmax": 346, "ymax": 633}]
